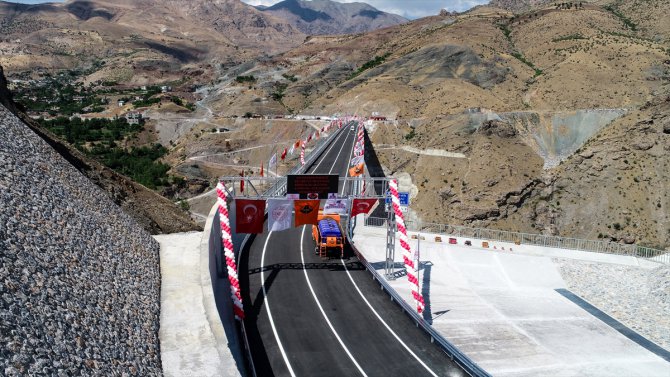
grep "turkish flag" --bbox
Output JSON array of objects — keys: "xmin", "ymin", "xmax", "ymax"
[
  {"xmin": 348, "ymin": 163, "xmax": 365, "ymax": 177},
  {"xmin": 351, "ymin": 198, "xmax": 377, "ymax": 217},
  {"xmin": 260, "ymin": 161, "xmax": 264, "ymax": 177},
  {"xmin": 280, "ymin": 148, "xmax": 287, "ymax": 160},
  {"xmin": 236, "ymin": 199, "xmax": 265, "ymax": 233},
  {"xmin": 294, "ymin": 200, "xmax": 320, "ymax": 227},
  {"xmin": 240, "ymin": 170, "xmax": 245, "ymax": 193}
]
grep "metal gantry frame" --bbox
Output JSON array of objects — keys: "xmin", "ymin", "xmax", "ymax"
[{"xmin": 217, "ymin": 175, "xmax": 399, "ymax": 278}]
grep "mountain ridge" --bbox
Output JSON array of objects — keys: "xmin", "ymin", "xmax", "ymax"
[{"xmin": 257, "ymin": 0, "xmax": 407, "ymax": 35}]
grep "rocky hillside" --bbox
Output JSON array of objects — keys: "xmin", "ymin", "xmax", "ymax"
[
  {"xmin": 495, "ymin": 95, "xmax": 670, "ymax": 248},
  {"xmin": 196, "ymin": 1, "xmax": 669, "ymax": 248},
  {"xmin": 0, "ymin": 104, "xmax": 161, "ymax": 374},
  {"xmin": 0, "ymin": 0, "xmax": 305, "ymax": 82},
  {"xmin": 0, "ymin": 65, "xmax": 199, "ymax": 234},
  {"xmin": 488, "ymin": 0, "xmax": 553, "ymax": 12},
  {"xmin": 257, "ymin": 0, "xmax": 407, "ymax": 35}
]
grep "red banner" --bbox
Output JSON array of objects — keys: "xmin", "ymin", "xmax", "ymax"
[
  {"xmin": 236, "ymin": 199, "xmax": 265, "ymax": 233},
  {"xmin": 294, "ymin": 200, "xmax": 320, "ymax": 227},
  {"xmin": 351, "ymin": 198, "xmax": 377, "ymax": 217},
  {"xmin": 280, "ymin": 148, "xmax": 287, "ymax": 160}
]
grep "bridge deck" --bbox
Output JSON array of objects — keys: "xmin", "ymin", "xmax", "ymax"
[{"xmin": 239, "ymin": 125, "xmax": 465, "ymax": 376}]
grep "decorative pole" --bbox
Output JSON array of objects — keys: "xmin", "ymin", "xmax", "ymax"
[
  {"xmin": 388, "ymin": 179, "xmax": 424, "ymax": 314},
  {"xmin": 216, "ymin": 181, "xmax": 245, "ymax": 320},
  {"xmin": 300, "ymin": 140, "xmax": 306, "ymax": 165}
]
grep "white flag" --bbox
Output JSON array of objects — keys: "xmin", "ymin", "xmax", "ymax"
[
  {"xmin": 268, "ymin": 199, "xmax": 293, "ymax": 231},
  {"xmin": 269, "ymin": 153, "xmax": 277, "ymax": 168},
  {"xmin": 289, "ymin": 144, "xmax": 295, "ymax": 155},
  {"xmin": 324, "ymin": 198, "xmax": 350, "ymax": 215}
]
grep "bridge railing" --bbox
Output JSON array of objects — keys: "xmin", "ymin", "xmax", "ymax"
[{"xmin": 364, "ymin": 217, "xmax": 669, "ymax": 265}]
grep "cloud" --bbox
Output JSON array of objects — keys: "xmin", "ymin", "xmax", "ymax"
[{"xmin": 240, "ymin": 0, "xmax": 489, "ymax": 19}]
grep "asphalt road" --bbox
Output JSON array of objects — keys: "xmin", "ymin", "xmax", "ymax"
[{"xmin": 239, "ymin": 122, "xmax": 467, "ymax": 376}]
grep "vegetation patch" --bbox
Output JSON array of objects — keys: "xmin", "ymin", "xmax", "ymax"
[
  {"xmin": 603, "ymin": 5, "xmax": 637, "ymax": 31},
  {"xmin": 89, "ymin": 143, "xmax": 171, "ymax": 189},
  {"xmin": 282, "ymin": 73, "xmax": 298, "ymax": 82},
  {"xmin": 511, "ymin": 52, "xmax": 543, "ymax": 77},
  {"xmin": 235, "ymin": 75, "xmax": 257, "ymax": 83},
  {"xmin": 39, "ymin": 116, "xmax": 172, "ymax": 189},
  {"xmin": 552, "ymin": 33, "xmax": 587, "ymax": 42},
  {"xmin": 350, "ymin": 53, "xmax": 391, "ymax": 79}
]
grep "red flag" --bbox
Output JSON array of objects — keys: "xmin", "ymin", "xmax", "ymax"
[
  {"xmin": 294, "ymin": 139, "xmax": 301, "ymax": 149},
  {"xmin": 280, "ymin": 148, "xmax": 287, "ymax": 160},
  {"xmin": 294, "ymin": 200, "xmax": 320, "ymax": 227},
  {"xmin": 240, "ymin": 170, "xmax": 245, "ymax": 193},
  {"xmin": 351, "ymin": 198, "xmax": 378, "ymax": 217},
  {"xmin": 260, "ymin": 161, "xmax": 264, "ymax": 177},
  {"xmin": 236, "ymin": 199, "xmax": 265, "ymax": 233},
  {"xmin": 316, "ymin": 131, "xmax": 320, "ymax": 139},
  {"xmin": 307, "ymin": 133, "xmax": 312, "ymax": 143}
]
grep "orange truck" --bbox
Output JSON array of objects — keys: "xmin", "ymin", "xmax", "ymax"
[{"xmin": 312, "ymin": 213, "xmax": 345, "ymax": 258}]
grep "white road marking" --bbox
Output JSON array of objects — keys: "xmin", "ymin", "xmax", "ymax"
[
  {"xmin": 310, "ymin": 124, "xmax": 351, "ymax": 174},
  {"xmin": 261, "ymin": 232, "xmax": 297, "ymax": 377},
  {"xmin": 340, "ymin": 259, "xmax": 439, "ymax": 377},
  {"xmin": 341, "ymin": 121, "xmax": 359, "ymax": 195},
  {"xmin": 299, "ymin": 227, "xmax": 368, "ymax": 377},
  {"xmin": 328, "ymin": 127, "xmax": 352, "ymax": 175}
]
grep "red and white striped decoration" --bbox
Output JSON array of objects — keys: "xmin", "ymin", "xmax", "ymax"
[
  {"xmin": 300, "ymin": 140, "xmax": 306, "ymax": 165},
  {"xmin": 389, "ymin": 179, "xmax": 424, "ymax": 314},
  {"xmin": 216, "ymin": 182, "xmax": 245, "ymax": 320}
]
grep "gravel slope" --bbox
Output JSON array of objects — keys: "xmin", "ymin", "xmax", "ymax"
[
  {"xmin": 0, "ymin": 104, "xmax": 162, "ymax": 375},
  {"xmin": 555, "ymin": 258, "xmax": 670, "ymax": 351}
]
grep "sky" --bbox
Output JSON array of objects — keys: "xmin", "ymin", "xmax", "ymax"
[{"xmin": 9, "ymin": 0, "xmax": 489, "ymax": 19}]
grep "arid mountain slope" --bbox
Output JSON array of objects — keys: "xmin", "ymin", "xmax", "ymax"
[
  {"xmin": 197, "ymin": 1, "xmax": 669, "ymax": 247},
  {"xmin": 258, "ymin": 0, "xmax": 407, "ymax": 35},
  {"xmin": 0, "ymin": 0, "xmax": 305, "ymax": 81}
]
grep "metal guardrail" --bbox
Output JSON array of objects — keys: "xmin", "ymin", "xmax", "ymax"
[{"xmin": 364, "ymin": 217, "xmax": 670, "ymax": 265}]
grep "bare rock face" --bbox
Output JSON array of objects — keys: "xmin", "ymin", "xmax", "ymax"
[
  {"xmin": 488, "ymin": 0, "xmax": 553, "ymax": 12},
  {"xmin": 661, "ymin": 117, "xmax": 670, "ymax": 134},
  {"xmin": 479, "ymin": 119, "xmax": 517, "ymax": 138}
]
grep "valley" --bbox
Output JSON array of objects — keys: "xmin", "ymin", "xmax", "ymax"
[{"xmin": 2, "ymin": 0, "xmax": 668, "ymax": 248}]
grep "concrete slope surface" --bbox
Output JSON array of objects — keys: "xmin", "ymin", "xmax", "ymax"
[
  {"xmin": 353, "ymin": 226, "xmax": 670, "ymax": 377},
  {"xmin": 238, "ymin": 125, "xmax": 467, "ymax": 376}
]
